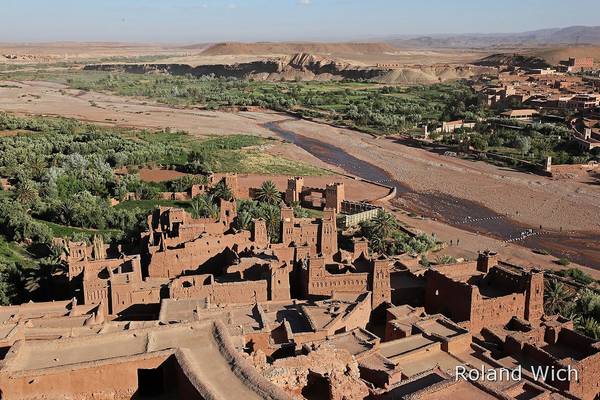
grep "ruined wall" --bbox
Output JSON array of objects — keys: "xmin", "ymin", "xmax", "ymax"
[
  {"xmin": 170, "ymin": 276, "xmax": 269, "ymax": 305},
  {"xmin": 147, "ymin": 231, "xmax": 255, "ymax": 278},
  {"xmin": 212, "ymin": 321, "xmax": 294, "ymax": 400},
  {"xmin": 269, "ymin": 266, "xmax": 292, "ymax": 301},
  {"xmin": 431, "ymin": 261, "xmax": 479, "ymax": 280},
  {"xmin": 307, "ymin": 258, "xmax": 370, "ymax": 298},
  {"xmin": 70, "ymin": 257, "xmax": 128, "ymax": 281},
  {"xmin": 570, "ymin": 350, "xmax": 600, "ymax": 400},
  {"xmin": 110, "ymin": 284, "xmax": 162, "ymax": 315},
  {"xmin": 469, "ymin": 290, "xmax": 526, "ymax": 334},
  {"xmin": 441, "ymin": 332, "xmax": 472, "ymax": 354},
  {"xmin": 424, "ymin": 269, "xmax": 473, "ymax": 323},
  {"xmin": 327, "ymin": 294, "xmax": 372, "ymax": 335}
]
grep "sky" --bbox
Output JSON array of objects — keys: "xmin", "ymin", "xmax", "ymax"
[{"xmin": 1, "ymin": 0, "xmax": 599, "ymax": 43}]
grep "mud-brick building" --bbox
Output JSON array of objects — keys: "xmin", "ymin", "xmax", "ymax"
[
  {"xmin": 424, "ymin": 251, "xmax": 544, "ymax": 333},
  {"xmin": 168, "ymin": 257, "xmax": 292, "ymax": 304},
  {"xmin": 303, "ymin": 249, "xmax": 392, "ymax": 310},
  {"xmin": 143, "ymin": 202, "xmax": 269, "ymax": 278},
  {"xmin": 142, "ymin": 199, "xmax": 239, "ymax": 249},
  {"xmin": 284, "ymin": 176, "xmax": 345, "ymax": 213},
  {"xmin": 273, "ymin": 206, "xmax": 338, "ymax": 266},
  {"xmin": 482, "ymin": 316, "xmax": 600, "ymax": 399},
  {"xmin": 82, "ymin": 255, "xmax": 164, "ymax": 316},
  {"xmin": 145, "ymin": 226, "xmax": 267, "ymax": 279}
]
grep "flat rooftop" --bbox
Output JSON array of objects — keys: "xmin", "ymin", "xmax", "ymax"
[
  {"xmin": 380, "ymin": 334, "xmax": 436, "ymax": 359},
  {"xmin": 417, "ymin": 318, "xmax": 466, "ymax": 338},
  {"xmin": 1, "ymin": 322, "xmax": 266, "ymax": 400}
]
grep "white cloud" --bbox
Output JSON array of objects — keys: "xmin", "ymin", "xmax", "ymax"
[{"xmin": 298, "ymin": 0, "xmax": 312, "ymax": 5}]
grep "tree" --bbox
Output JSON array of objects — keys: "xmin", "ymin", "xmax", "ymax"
[
  {"xmin": 580, "ymin": 317, "xmax": 600, "ymax": 340},
  {"xmin": 0, "ymin": 261, "xmax": 22, "ymax": 305},
  {"xmin": 14, "ymin": 179, "xmax": 39, "ymax": 207},
  {"xmin": 210, "ymin": 181, "xmax": 233, "ymax": 202},
  {"xmin": 257, "ymin": 202, "xmax": 281, "ymax": 243},
  {"xmin": 544, "ymin": 279, "xmax": 572, "ymax": 316},
  {"xmin": 135, "ymin": 184, "xmax": 161, "ymax": 200},
  {"xmin": 235, "ymin": 211, "xmax": 253, "ymax": 231},
  {"xmin": 190, "ymin": 194, "xmax": 219, "ymax": 219},
  {"xmin": 370, "ymin": 210, "xmax": 399, "ymax": 239},
  {"xmin": 514, "ymin": 136, "xmax": 531, "ymax": 155},
  {"xmin": 291, "ymin": 201, "xmax": 309, "ymax": 218},
  {"xmin": 255, "ymin": 180, "xmax": 281, "ymax": 205},
  {"xmin": 369, "ymin": 235, "xmax": 387, "ymax": 255},
  {"xmin": 435, "ymin": 255, "xmax": 457, "ymax": 265},
  {"xmin": 24, "ymin": 245, "xmax": 67, "ymax": 300}
]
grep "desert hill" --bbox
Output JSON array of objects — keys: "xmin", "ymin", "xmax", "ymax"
[
  {"xmin": 200, "ymin": 42, "xmax": 398, "ymax": 56},
  {"xmin": 475, "ymin": 46, "xmax": 600, "ymax": 68},
  {"xmin": 85, "ymin": 52, "xmax": 494, "ymax": 85},
  {"xmin": 474, "ymin": 53, "xmax": 550, "ymax": 69},
  {"xmin": 385, "ymin": 26, "xmax": 600, "ymax": 49},
  {"xmin": 527, "ymin": 45, "xmax": 600, "ymax": 65}
]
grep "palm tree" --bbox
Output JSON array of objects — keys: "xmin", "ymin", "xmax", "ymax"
[
  {"xmin": 370, "ymin": 235, "xmax": 387, "ymax": 255},
  {"xmin": 255, "ymin": 180, "xmax": 281, "ymax": 205},
  {"xmin": 15, "ymin": 180, "xmax": 39, "ymax": 207},
  {"xmin": 576, "ymin": 289, "xmax": 600, "ymax": 320},
  {"xmin": 191, "ymin": 194, "xmax": 219, "ymax": 219},
  {"xmin": 579, "ymin": 317, "xmax": 600, "ymax": 340},
  {"xmin": 210, "ymin": 181, "xmax": 233, "ymax": 201},
  {"xmin": 371, "ymin": 210, "xmax": 399, "ymax": 239},
  {"xmin": 257, "ymin": 203, "xmax": 281, "ymax": 243},
  {"xmin": 24, "ymin": 244, "xmax": 67, "ymax": 299},
  {"xmin": 544, "ymin": 279, "xmax": 572, "ymax": 316},
  {"xmin": 235, "ymin": 211, "xmax": 253, "ymax": 231}
]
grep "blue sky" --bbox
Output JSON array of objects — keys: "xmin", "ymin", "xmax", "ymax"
[{"xmin": 1, "ymin": 0, "xmax": 599, "ymax": 43}]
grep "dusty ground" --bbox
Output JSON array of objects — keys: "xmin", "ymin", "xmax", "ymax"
[
  {"xmin": 136, "ymin": 168, "xmax": 188, "ymax": 182},
  {"xmin": 0, "ymin": 42, "xmax": 198, "ymax": 64},
  {"xmin": 276, "ymin": 119, "xmax": 600, "ymax": 233},
  {"xmin": 0, "ymin": 80, "xmax": 598, "ymax": 271},
  {"xmin": 389, "ymin": 206, "xmax": 600, "ymax": 279}
]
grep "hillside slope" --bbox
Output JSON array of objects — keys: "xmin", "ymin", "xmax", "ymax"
[{"xmin": 386, "ymin": 26, "xmax": 600, "ymax": 48}]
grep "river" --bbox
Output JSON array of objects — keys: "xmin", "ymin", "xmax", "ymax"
[{"xmin": 263, "ymin": 120, "xmax": 600, "ymax": 268}]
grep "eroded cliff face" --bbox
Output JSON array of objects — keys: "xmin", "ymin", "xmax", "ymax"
[
  {"xmin": 84, "ymin": 53, "xmax": 386, "ymax": 81},
  {"xmin": 84, "ymin": 53, "xmax": 494, "ymax": 84}
]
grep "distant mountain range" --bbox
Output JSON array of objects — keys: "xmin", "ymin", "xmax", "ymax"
[{"xmin": 383, "ymin": 26, "xmax": 600, "ymax": 48}]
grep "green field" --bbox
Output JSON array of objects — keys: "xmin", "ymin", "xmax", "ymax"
[
  {"xmin": 0, "ymin": 237, "xmax": 35, "ymax": 268},
  {"xmin": 37, "ymin": 220, "xmax": 123, "ymax": 239}
]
